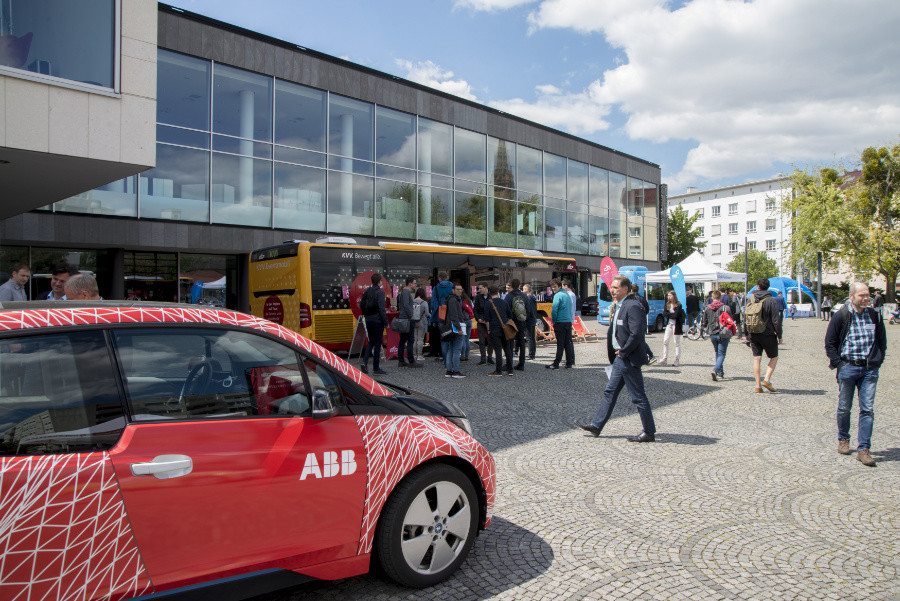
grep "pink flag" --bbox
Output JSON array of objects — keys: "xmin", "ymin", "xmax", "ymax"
[{"xmin": 599, "ymin": 257, "xmax": 618, "ymax": 287}]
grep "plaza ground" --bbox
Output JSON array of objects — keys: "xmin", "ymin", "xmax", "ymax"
[{"xmin": 257, "ymin": 317, "xmax": 900, "ymax": 601}]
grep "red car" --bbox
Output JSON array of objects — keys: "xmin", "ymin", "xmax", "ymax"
[{"xmin": 0, "ymin": 302, "xmax": 495, "ymax": 600}]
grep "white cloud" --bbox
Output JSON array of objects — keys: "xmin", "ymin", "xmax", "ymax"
[
  {"xmin": 454, "ymin": 0, "xmax": 537, "ymax": 11},
  {"xmin": 490, "ymin": 86, "xmax": 611, "ymax": 135},
  {"xmin": 396, "ymin": 59, "xmax": 479, "ymax": 101},
  {"xmin": 508, "ymin": 0, "xmax": 900, "ymax": 187}
]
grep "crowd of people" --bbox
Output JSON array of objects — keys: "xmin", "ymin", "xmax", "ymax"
[{"xmin": 0, "ymin": 262, "xmax": 102, "ymax": 302}]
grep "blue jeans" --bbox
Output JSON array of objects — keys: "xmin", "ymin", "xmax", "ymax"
[
  {"xmin": 710, "ymin": 334, "xmax": 729, "ymax": 376},
  {"xmin": 591, "ymin": 356, "xmax": 656, "ymax": 435},
  {"xmin": 837, "ymin": 363, "xmax": 879, "ymax": 450},
  {"xmin": 441, "ymin": 333, "xmax": 463, "ymax": 373},
  {"xmin": 461, "ymin": 329, "xmax": 471, "ymax": 358}
]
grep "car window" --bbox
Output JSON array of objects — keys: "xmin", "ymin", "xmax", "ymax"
[
  {"xmin": 304, "ymin": 359, "xmax": 343, "ymax": 407},
  {"xmin": 112, "ymin": 328, "xmax": 312, "ymax": 420},
  {"xmin": 0, "ymin": 331, "xmax": 125, "ymax": 456}
]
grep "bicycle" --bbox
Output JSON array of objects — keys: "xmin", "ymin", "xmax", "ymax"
[{"xmin": 686, "ymin": 314, "xmax": 707, "ymax": 341}]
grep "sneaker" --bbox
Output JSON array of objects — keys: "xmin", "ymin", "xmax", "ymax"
[
  {"xmin": 460, "ymin": 357, "xmax": 469, "ymax": 362},
  {"xmin": 359, "ymin": 364, "xmax": 368, "ymax": 374},
  {"xmin": 857, "ymin": 448, "xmax": 876, "ymax": 467},
  {"xmin": 838, "ymin": 439, "xmax": 851, "ymax": 455},
  {"xmin": 648, "ymin": 357, "xmax": 658, "ymax": 364},
  {"xmin": 488, "ymin": 371, "xmax": 503, "ymax": 376},
  {"xmin": 546, "ymin": 364, "xmax": 560, "ymax": 370},
  {"xmin": 507, "ymin": 371, "xmax": 515, "ymax": 376},
  {"xmin": 672, "ymin": 360, "xmax": 680, "ymax": 367},
  {"xmin": 451, "ymin": 372, "xmax": 467, "ymax": 378},
  {"xmin": 711, "ymin": 371, "xmax": 718, "ymax": 382},
  {"xmin": 761, "ymin": 380, "xmax": 776, "ymax": 392},
  {"xmin": 445, "ymin": 371, "xmax": 453, "ymax": 377},
  {"xmin": 398, "ymin": 361, "xmax": 409, "ymax": 368},
  {"xmin": 477, "ymin": 360, "xmax": 488, "ymax": 365},
  {"xmin": 657, "ymin": 360, "xmax": 667, "ymax": 366}
]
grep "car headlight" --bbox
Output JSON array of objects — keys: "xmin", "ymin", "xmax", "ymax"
[{"xmin": 446, "ymin": 416, "xmax": 473, "ymax": 436}]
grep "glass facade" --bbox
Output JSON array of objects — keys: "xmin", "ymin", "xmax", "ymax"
[
  {"xmin": 0, "ymin": 0, "xmax": 115, "ymax": 88},
  {"xmin": 51, "ymin": 48, "xmax": 659, "ymax": 261}
]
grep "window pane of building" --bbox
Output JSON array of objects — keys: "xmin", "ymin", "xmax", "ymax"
[
  {"xmin": 729, "ymin": 202, "xmax": 738, "ymax": 215},
  {"xmin": 139, "ymin": 144, "xmax": 210, "ymax": 222},
  {"xmin": 488, "ymin": 138, "xmax": 516, "ymax": 194},
  {"xmin": 567, "ymin": 160, "xmax": 588, "ymax": 204},
  {"xmin": 747, "ymin": 240, "xmax": 757, "ymax": 250},
  {"xmin": 711, "ymin": 244, "xmax": 721, "ymax": 255},
  {"xmin": 454, "ymin": 128, "xmax": 486, "ymax": 183},
  {"xmin": 375, "ymin": 106, "xmax": 415, "ymax": 169},
  {"xmin": 728, "ymin": 222, "xmax": 738, "ymax": 234},
  {"xmin": 329, "ymin": 94, "xmax": 373, "ymax": 161},
  {"xmin": 327, "ymin": 171, "xmax": 373, "ymax": 235},
  {"xmin": 627, "ymin": 177, "xmax": 643, "ymax": 217},
  {"xmin": 57, "ymin": 177, "xmax": 137, "ymax": 217},
  {"xmin": 712, "ymin": 206, "xmax": 721, "ymax": 217},
  {"xmin": 589, "ymin": 166, "xmax": 609, "ymax": 212},
  {"xmin": 30, "ymin": 248, "xmax": 98, "ymax": 300},
  {"xmin": 210, "ymin": 153, "xmax": 272, "ymax": 227},
  {"xmin": 417, "ymin": 118, "xmax": 452, "ymax": 176},
  {"xmin": 711, "ymin": 224, "xmax": 721, "ymax": 236},
  {"xmin": 608, "ymin": 212, "xmax": 625, "ymax": 258},
  {"xmin": 212, "ymin": 63, "xmax": 273, "ymax": 142},
  {"xmin": 274, "ymin": 163, "xmax": 325, "ymax": 231},
  {"xmin": 274, "ymin": 80, "xmax": 325, "ymax": 151},
  {"xmin": 628, "ymin": 223, "xmax": 643, "ymax": 259},
  {"xmin": 729, "ymin": 242, "xmax": 738, "ymax": 254},
  {"xmin": 417, "ymin": 186, "xmax": 452, "ymax": 242},
  {"xmin": 643, "ymin": 182, "xmax": 657, "ymax": 217},
  {"xmin": 157, "ymin": 50, "xmax": 210, "ymax": 130},
  {"xmin": 544, "ymin": 153, "xmax": 566, "ymax": 200},
  {"xmin": 1, "ymin": 0, "xmax": 115, "ymax": 88},
  {"xmin": 488, "ymin": 197, "xmax": 516, "ymax": 247},
  {"xmin": 644, "ymin": 225, "xmax": 658, "ymax": 261},
  {"xmin": 158, "ymin": 125, "xmax": 209, "ymax": 149},
  {"xmin": 589, "ymin": 214, "xmax": 608, "ymax": 256},
  {"xmin": 517, "ymin": 145, "xmax": 542, "ymax": 194},
  {"xmin": 124, "ymin": 251, "xmax": 177, "ymax": 302},
  {"xmin": 180, "ymin": 253, "xmax": 238, "ymax": 308},
  {"xmin": 544, "ymin": 208, "xmax": 565, "ymax": 252},
  {"xmin": 766, "ymin": 218, "xmax": 777, "ymax": 230},
  {"xmin": 455, "ymin": 191, "xmax": 486, "ymax": 245},
  {"xmin": 516, "ymin": 202, "xmax": 542, "ymax": 250},
  {"xmin": 609, "ymin": 172, "xmax": 627, "ymax": 213},
  {"xmin": 567, "ymin": 211, "xmax": 588, "ymax": 255},
  {"xmin": 376, "ymin": 179, "xmax": 416, "ymax": 239},
  {"xmin": 747, "ymin": 220, "xmax": 756, "ymax": 233}
]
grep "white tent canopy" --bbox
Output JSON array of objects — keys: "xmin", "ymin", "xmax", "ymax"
[{"xmin": 646, "ymin": 251, "xmax": 747, "ymax": 284}]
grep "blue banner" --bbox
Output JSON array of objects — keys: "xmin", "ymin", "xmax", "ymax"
[{"xmin": 670, "ymin": 265, "xmax": 686, "ymax": 309}]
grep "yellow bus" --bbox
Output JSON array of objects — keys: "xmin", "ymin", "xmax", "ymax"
[{"xmin": 249, "ymin": 238, "xmax": 587, "ymax": 352}]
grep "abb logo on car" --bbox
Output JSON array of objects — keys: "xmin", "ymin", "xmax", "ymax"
[
  {"xmin": 300, "ymin": 449, "xmax": 358, "ymax": 479},
  {"xmin": 0, "ymin": 303, "xmax": 495, "ymax": 600}
]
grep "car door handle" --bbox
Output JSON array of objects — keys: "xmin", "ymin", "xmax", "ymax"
[{"xmin": 130, "ymin": 455, "xmax": 193, "ymax": 479}]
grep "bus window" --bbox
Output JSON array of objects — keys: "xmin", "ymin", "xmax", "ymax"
[{"xmin": 598, "ymin": 282, "xmax": 612, "ymax": 302}]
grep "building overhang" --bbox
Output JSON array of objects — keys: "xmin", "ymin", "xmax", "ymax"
[{"xmin": 0, "ymin": 148, "xmax": 150, "ymax": 220}]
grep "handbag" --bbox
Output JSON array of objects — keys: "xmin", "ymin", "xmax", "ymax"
[
  {"xmin": 440, "ymin": 319, "xmax": 459, "ymax": 339},
  {"xmin": 438, "ymin": 304, "xmax": 447, "ymax": 321},
  {"xmin": 390, "ymin": 317, "xmax": 410, "ymax": 333},
  {"xmin": 490, "ymin": 299, "xmax": 518, "ymax": 340}
]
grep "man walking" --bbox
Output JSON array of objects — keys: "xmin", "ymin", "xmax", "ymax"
[
  {"xmin": 396, "ymin": 277, "xmax": 421, "ymax": 368},
  {"xmin": 506, "ymin": 279, "xmax": 529, "ymax": 370},
  {"xmin": 474, "ymin": 283, "xmax": 493, "ymax": 365},
  {"xmin": 485, "ymin": 284, "xmax": 514, "ymax": 376},
  {"xmin": 824, "ymin": 282, "xmax": 887, "ymax": 467},
  {"xmin": 686, "ymin": 287, "xmax": 700, "ymax": 328},
  {"xmin": 522, "ymin": 283, "xmax": 538, "ymax": 360},
  {"xmin": 0, "ymin": 263, "xmax": 30, "ymax": 301},
  {"xmin": 546, "ymin": 278, "xmax": 573, "ymax": 369},
  {"xmin": 701, "ymin": 290, "xmax": 733, "ymax": 381},
  {"xmin": 745, "ymin": 278, "xmax": 782, "ymax": 393},
  {"xmin": 577, "ymin": 275, "xmax": 656, "ymax": 442},
  {"xmin": 563, "ymin": 279, "xmax": 578, "ymax": 365},
  {"xmin": 360, "ymin": 272, "xmax": 388, "ymax": 375}
]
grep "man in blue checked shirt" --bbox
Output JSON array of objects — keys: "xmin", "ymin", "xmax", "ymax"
[{"xmin": 824, "ymin": 282, "xmax": 888, "ymax": 467}]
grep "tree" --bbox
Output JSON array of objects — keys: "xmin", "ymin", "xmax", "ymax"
[
  {"xmin": 783, "ymin": 136, "xmax": 900, "ymax": 302},
  {"xmin": 726, "ymin": 249, "xmax": 778, "ymax": 285},
  {"xmin": 664, "ymin": 203, "xmax": 706, "ymax": 268}
]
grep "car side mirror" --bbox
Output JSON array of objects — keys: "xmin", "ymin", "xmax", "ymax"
[{"xmin": 312, "ymin": 388, "xmax": 338, "ymax": 419}]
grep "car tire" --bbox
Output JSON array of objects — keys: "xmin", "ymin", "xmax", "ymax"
[{"xmin": 375, "ymin": 464, "xmax": 479, "ymax": 588}]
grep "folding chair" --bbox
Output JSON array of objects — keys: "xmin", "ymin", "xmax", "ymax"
[
  {"xmin": 573, "ymin": 316, "xmax": 599, "ymax": 343},
  {"xmin": 534, "ymin": 317, "xmax": 555, "ymax": 344}
]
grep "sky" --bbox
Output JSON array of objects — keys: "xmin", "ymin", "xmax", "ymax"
[{"xmin": 166, "ymin": 0, "xmax": 900, "ymax": 194}]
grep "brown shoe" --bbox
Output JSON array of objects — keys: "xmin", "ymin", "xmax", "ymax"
[
  {"xmin": 754, "ymin": 387, "xmax": 763, "ymax": 393},
  {"xmin": 761, "ymin": 380, "xmax": 776, "ymax": 392},
  {"xmin": 857, "ymin": 449, "xmax": 876, "ymax": 467},
  {"xmin": 837, "ymin": 439, "xmax": 851, "ymax": 455}
]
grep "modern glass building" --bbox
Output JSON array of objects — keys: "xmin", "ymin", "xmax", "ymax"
[{"xmin": 0, "ymin": 3, "xmax": 664, "ymax": 309}]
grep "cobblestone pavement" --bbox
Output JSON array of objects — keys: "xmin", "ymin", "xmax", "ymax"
[{"xmin": 255, "ymin": 318, "xmax": 900, "ymax": 601}]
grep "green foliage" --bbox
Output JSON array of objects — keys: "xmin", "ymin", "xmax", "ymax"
[
  {"xmin": 726, "ymin": 249, "xmax": 778, "ymax": 284},
  {"xmin": 665, "ymin": 203, "xmax": 706, "ymax": 268},
  {"xmin": 784, "ymin": 135, "xmax": 900, "ymax": 302}
]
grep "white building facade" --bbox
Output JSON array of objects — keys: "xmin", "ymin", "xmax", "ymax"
[{"xmin": 668, "ymin": 177, "xmax": 793, "ymax": 277}]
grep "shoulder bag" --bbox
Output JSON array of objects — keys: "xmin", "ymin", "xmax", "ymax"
[{"xmin": 490, "ymin": 299, "xmax": 518, "ymax": 340}]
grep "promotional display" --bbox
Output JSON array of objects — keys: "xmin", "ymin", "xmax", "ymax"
[
  {"xmin": 670, "ymin": 265, "xmax": 687, "ymax": 308},
  {"xmin": 599, "ymin": 256, "xmax": 618, "ymax": 288}
]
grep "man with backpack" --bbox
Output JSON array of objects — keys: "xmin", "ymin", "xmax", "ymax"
[
  {"xmin": 395, "ymin": 277, "xmax": 421, "ymax": 368},
  {"xmin": 824, "ymin": 282, "xmax": 887, "ymax": 467},
  {"xmin": 701, "ymin": 290, "xmax": 734, "ymax": 381},
  {"xmin": 360, "ymin": 272, "xmax": 388, "ymax": 375},
  {"xmin": 473, "ymin": 283, "xmax": 493, "ymax": 365},
  {"xmin": 505, "ymin": 279, "xmax": 529, "ymax": 370},
  {"xmin": 428, "ymin": 272, "xmax": 454, "ymax": 358},
  {"xmin": 745, "ymin": 278, "xmax": 783, "ymax": 392}
]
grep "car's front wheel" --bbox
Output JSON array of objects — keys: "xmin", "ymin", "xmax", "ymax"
[{"xmin": 375, "ymin": 464, "xmax": 479, "ymax": 588}]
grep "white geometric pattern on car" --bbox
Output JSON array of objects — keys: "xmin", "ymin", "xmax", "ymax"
[
  {"xmin": 354, "ymin": 415, "xmax": 496, "ymax": 555},
  {"xmin": 0, "ymin": 453, "xmax": 152, "ymax": 601}
]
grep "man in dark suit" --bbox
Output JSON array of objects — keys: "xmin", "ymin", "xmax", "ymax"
[{"xmin": 578, "ymin": 274, "xmax": 657, "ymax": 442}]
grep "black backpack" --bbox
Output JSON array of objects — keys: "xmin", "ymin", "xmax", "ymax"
[{"xmin": 360, "ymin": 287, "xmax": 378, "ymax": 315}]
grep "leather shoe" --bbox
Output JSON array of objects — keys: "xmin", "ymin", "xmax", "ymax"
[
  {"xmin": 577, "ymin": 421, "xmax": 602, "ymax": 437},
  {"xmin": 514, "ymin": 364, "xmax": 525, "ymax": 370},
  {"xmin": 627, "ymin": 431, "xmax": 655, "ymax": 443},
  {"xmin": 545, "ymin": 364, "xmax": 560, "ymax": 370}
]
